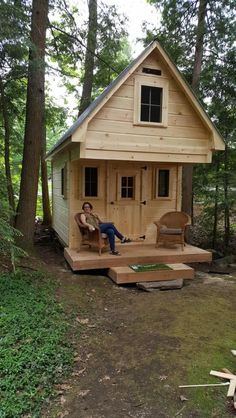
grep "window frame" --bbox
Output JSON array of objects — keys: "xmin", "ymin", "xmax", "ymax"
[
  {"xmin": 82, "ymin": 166, "xmax": 99, "ymax": 199},
  {"xmin": 61, "ymin": 163, "xmax": 67, "ymax": 199},
  {"xmin": 153, "ymin": 167, "xmax": 173, "ymax": 200},
  {"xmin": 134, "ymin": 76, "xmax": 169, "ymax": 127},
  {"xmin": 117, "ymin": 172, "xmax": 140, "ymax": 202}
]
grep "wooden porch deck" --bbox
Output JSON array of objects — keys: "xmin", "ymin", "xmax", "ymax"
[{"xmin": 64, "ymin": 243, "xmax": 212, "ymax": 271}]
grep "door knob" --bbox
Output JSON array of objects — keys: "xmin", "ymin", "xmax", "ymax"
[
  {"xmin": 140, "ymin": 200, "xmax": 146, "ymax": 205},
  {"xmin": 110, "ymin": 201, "xmax": 114, "ymax": 204}
]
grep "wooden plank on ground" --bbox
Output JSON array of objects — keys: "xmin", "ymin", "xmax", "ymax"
[
  {"xmin": 210, "ymin": 370, "xmax": 236, "ymax": 381},
  {"xmin": 137, "ymin": 279, "xmax": 184, "ymax": 291},
  {"xmin": 227, "ymin": 380, "xmax": 236, "ymax": 397},
  {"xmin": 108, "ymin": 263, "xmax": 194, "ymax": 284}
]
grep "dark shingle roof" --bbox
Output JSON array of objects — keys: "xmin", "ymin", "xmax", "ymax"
[{"xmin": 47, "ymin": 42, "xmax": 154, "ymax": 157}]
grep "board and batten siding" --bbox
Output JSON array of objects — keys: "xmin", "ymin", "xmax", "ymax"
[
  {"xmin": 84, "ymin": 51, "xmax": 211, "ymax": 163},
  {"xmin": 52, "ymin": 152, "xmax": 70, "ymax": 245}
]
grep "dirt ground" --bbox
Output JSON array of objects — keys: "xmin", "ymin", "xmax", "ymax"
[{"xmin": 36, "ymin": 241, "xmax": 236, "ymax": 418}]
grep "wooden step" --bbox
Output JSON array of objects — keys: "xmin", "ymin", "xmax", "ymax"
[{"xmin": 108, "ymin": 263, "xmax": 194, "ymax": 284}]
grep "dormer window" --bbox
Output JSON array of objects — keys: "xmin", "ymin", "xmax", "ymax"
[
  {"xmin": 141, "ymin": 85, "xmax": 162, "ymax": 123},
  {"xmin": 134, "ymin": 76, "xmax": 168, "ymax": 127}
]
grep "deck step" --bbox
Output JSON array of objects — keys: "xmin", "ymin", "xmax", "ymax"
[{"xmin": 108, "ymin": 263, "xmax": 194, "ymax": 284}]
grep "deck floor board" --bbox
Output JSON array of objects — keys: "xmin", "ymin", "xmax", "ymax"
[{"xmin": 64, "ymin": 243, "xmax": 212, "ymax": 271}]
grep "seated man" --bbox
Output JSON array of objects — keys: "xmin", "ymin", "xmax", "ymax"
[{"xmin": 80, "ymin": 202, "xmax": 131, "ymax": 255}]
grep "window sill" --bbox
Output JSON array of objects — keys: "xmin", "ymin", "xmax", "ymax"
[
  {"xmin": 152, "ymin": 197, "xmax": 172, "ymax": 201},
  {"xmin": 133, "ymin": 121, "xmax": 168, "ymax": 128}
]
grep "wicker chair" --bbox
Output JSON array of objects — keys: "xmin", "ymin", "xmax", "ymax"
[
  {"xmin": 74, "ymin": 212, "xmax": 109, "ymax": 256},
  {"xmin": 154, "ymin": 211, "xmax": 190, "ymax": 251}
]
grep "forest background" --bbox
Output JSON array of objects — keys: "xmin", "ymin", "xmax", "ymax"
[{"xmin": 0, "ymin": 0, "xmax": 236, "ymax": 266}]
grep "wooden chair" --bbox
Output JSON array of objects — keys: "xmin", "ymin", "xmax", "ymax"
[
  {"xmin": 154, "ymin": 211, "xmax": 190, "ymax": 251},
  {"xmin": 74, "ymin": 212, "xmax": 109, "ymax": 256}
]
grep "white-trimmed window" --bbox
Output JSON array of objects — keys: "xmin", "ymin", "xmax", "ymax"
[
  {"xmin": 117, "ymin": 171, "xmax": 140, "ymax": 201},
  {"xmin": 154, "ymin": 168, "xmax": 173, "ymax": 199},
  {"xmin": 134, "ymin": 76, "xmax": 168, "ymax": 127}
]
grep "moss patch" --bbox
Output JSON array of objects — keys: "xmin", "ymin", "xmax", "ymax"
[{"xmin": 129, "ymin": 263, "xmax": 173, "ymax": 272}]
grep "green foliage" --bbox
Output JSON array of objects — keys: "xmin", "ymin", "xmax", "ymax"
[
  {"xmin": 0, "ymin": 200, "xmax": 26, "ymax": 271},
  {"xmin": 142, "ymin": 0, "xmax": 236, "ymax": 250},
  {"xmin": 92, "ymin": 4, "xmax": 131, "ymax": 92},
  {"xmin": 0, "ymin": 172, "xmax": 26, "ymax": 271},
  {"xmin": 47, "ymin": 0, "xmax": 132, "ymax": 110},
  {"xmin": 0, "ymin": 271, "xmax": 73, "ymax": 418}
]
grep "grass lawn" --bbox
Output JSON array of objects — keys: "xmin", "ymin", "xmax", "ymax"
[{"xmin": 0, "ymin": 270, "xmax": 74, "ymax": 418}]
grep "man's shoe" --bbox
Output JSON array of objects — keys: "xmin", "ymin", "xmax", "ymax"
[
  {"xmin": 110, "ymin": 250, "xmax": 121, "ymax": 256},
  {"xmin": 121, "ymin": 237, "xmax": 132, "ymax": 244}
]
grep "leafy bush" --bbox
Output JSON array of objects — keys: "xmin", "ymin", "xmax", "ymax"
[
  {"xmin": 0, "ymin": 200, "xmax": 27, "ymax": 271},
  {"xmin": 0, "ymin": 271, "xmax": 73, "ymax": 417}
]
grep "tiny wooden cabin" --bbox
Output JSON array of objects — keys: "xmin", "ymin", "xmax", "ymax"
[{"xmin": 47, "ymin": 41, "xmax": 224, "ymax": 251}]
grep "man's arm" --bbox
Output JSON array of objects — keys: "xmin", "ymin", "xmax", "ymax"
[{"xmin": 80, "ymin": 214, "xmax": 95, "ymax": 231}]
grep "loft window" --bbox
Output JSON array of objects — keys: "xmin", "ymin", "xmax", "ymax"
[
  {"xmin": 142, "ymin": 67, "xmax": 162, "ymax": 76},
  {"xmin": 157, "ymin": 169, "xmax": 170, "ymax": 197},
  {"xmin": 84, "ymin": 167, "xmax": 98, "ymax": 197},
  {"xmin": 121, "ymin": 176, "xmax": 134, "ymax": 198},
  {"xmin": 140, "ymin": 85, "xmax": 162, "ymax": 123}
]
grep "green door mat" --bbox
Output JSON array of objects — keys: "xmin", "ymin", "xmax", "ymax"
[{"xmin": 129, "ymin": 263, "xmax": 173, "ymax": 272}]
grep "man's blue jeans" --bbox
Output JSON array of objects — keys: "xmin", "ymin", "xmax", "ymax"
[{"xmin": 99, "ymin": 223, "xmax": 124, "ymax": 252}]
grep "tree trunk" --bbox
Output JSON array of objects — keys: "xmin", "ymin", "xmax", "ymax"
[
  {"xmin": 182, "ymin": 0, "xmax": 208, "ymax": 219},
  {"xmin": 78, "ymin": 0, "xmax": 97, "ymax": 116},
  {"xmin": 192, "ymin": 0, "xmax": 208, "ymax": 91},
  {"xmin": 15, "ymin": 0, "xmax": 49, "ymax": 247},
  {"xmin": 41, "ymin": 122, "xmax": 52, "ymax": 225},
  {"xmin": 223, "ymin": 141, "xmax": 230, "ymax": 248},
  {"xmin": 0, "ymin": 77, "xmax": 15, "ymax": 221},
  {"xmin": 212, "ymin": 156, "xmax": 219, "ymax": 249}
]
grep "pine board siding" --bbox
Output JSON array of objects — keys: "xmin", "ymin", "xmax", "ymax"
[
  {"xmin": 85, "ymin": 53, "xmax": 211, "ymax": 163},
  {"xmin": 52, "ymin": 153, "xmax": 69, "ymax": 245},
  {"xmin": 47, "ymin": 41, "xmax": 224, "ymax": 259}
]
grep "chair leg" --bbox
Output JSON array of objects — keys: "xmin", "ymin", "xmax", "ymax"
[{"xmin": 99, "ymin": 248, "xmax": 102, "ymax": 256}]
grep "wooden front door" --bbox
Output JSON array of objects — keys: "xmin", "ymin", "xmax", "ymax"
[{"xmin": 107, "ymin": 163, "xmax": 145, "ymax": 239}]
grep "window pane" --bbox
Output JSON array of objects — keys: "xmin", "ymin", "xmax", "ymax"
[
  {"xmin": 140, "ymin": 86, "xmax": 163, "ymax": 123},
  {"xmin": 121, "ymin": 176, "xmax": 134, "ymax": 199},
  {"xmin": 121, "ymin": 188, "xmax": 127, "ymax": 198},
  {"xmin": 140, "ymin": 104, "xmax": 149, "ymax": 121},
  {"xmin": 127, "ymin": 188, "xmax": 133, "ymax": 198},
  {"xmin": 150, "ymin": 105, "xmax": 161, "ymax": 122},
  {"xmin": 122, "ymin": 177, "xmax": 127, "ymax": 187},
  {"xmin": 151, "ymin": 87, "xmax": 162, "ymax": 105},
  {"xmin": 158, "ymin": 170, "xmax": 169, "ymax": 197},
  {"xmin": 85, "ymin": 167, "xmax": 98, "ymax": 197},
  {"xmin": 61, "ymin": 168, "xmax": 64, "ymax": 196},
  {"xmin": 141, "ymin": 86, "xmax": 150, "ymax": 104},
  {"xmin": 128, "ymin": 177, "xmax": 134, "ymax": 187}
]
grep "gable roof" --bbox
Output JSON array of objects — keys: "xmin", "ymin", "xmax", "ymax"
[{"xmin": 47, "ymin": 40, "xmax": 225, "ymax": 158}]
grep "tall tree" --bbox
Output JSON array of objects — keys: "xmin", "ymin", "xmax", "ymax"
[
  {"xmin": 182, "ymin": 0, "xmax": 208, "ymax": 217},
  {"xmin": 15, "ymin": 0, "xmax": 49, "ymax": 246},
  {"xmin": 78, "ymin": 0, "xmax": 98, "ymax": 115},
  {"xmin": 0, "ymin": 0, "xmax": 29, "ymax": 218},
  {"xmin": 144, "ymin": 0, "xmax": 236, "ymax": 229},
  {"xmin": 0, "ymin": 78, "xmax": 15, "ymax": 219},
  {"xmin": 48, "ymin": 1, "xmax": 130, "ymax": 112}
]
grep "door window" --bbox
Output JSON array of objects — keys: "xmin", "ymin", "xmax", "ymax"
[{"xmin": 121, "ymin": 176, "xmax": 134, "ymax": 198}]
